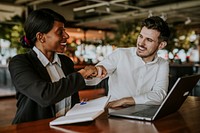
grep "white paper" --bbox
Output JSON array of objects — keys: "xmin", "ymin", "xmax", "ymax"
[{"xmin": 67, "ymin": 96, "xmax": 109, "ymax": 116}]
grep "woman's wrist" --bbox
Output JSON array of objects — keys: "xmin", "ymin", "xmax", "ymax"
[{"xmin": 78, "ymin": 69, "xmax": 87, "ymax": 78}]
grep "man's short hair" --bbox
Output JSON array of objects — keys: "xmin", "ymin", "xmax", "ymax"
[{"xmin": 142, "ymin": 16, "xmax": 170, "ymax": 42}]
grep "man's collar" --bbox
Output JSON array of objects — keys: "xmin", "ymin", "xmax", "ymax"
[
  {"xmin": 146, "ymin": 55, "xmax": 159, "ymax": 64},
  {"xmin": 134, "ymin": 48, "xmax": 158, "ymax": 64}
]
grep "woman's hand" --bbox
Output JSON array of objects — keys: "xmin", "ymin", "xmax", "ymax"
[
  {"xmin": 78, "ymin": 65, "xmax": 108, "ymax": 79},
  {"xmin": 78, "ymin": 65, "xmax": 98, "ymax": 79}
]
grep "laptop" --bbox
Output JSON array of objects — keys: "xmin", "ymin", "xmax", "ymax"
[{"xmin": 109, "ymin": 74, "xmax": 200, "ymax": 121}]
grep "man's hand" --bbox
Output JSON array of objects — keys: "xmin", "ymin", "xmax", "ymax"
[
  {"xmin": 107, "ymin": 97, "xmax": 135, "ymax": 108},
  {"xmin": 96, "ymin": 65, "xmax": 107, "ymax": 78},
  {"xmin": 78, "ymin": 65, "xmax": 108, "ymax": 79}
]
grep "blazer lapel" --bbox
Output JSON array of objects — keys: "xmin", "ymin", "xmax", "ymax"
[{"xmin": 27, "ymin": 49, "xmax": 51, "ymax": 82}]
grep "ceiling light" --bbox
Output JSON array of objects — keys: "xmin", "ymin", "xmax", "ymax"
[
  {"xmin": 148, "ymin": 10, "xmax": 153, "ymax": 18},
  {"xmin": 106, "ymin": 6, "xmax": 110, "ymax": 13},
  {"xmin": 28, "ymin": 0, "xmax": 52, "ymax": 6},
  {"xmin": 58, "ymin": 0, "xmax": 79, "ymax": 6},
  {"xmin": 85, "ymin": 8, "xmax": 95, "ymax": 13},
  {"xmin": 160, "ymin": 13, "xmax": 167, "ymax": 21},
  {"xmin": 98, "ymin": 30, "xmax": 102, "ymax": 34},
  {"xmin": 185, "ymin": 17, "xmax": 191, "ymax": 25},
  {"xmin": 77, "ymin": 28, "xmax": 81, "ymax": 32}
]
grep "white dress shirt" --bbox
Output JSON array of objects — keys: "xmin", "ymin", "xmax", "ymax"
[
  {"xmin": 97, "ymin": 47, "xmax": 169, "ymax": 105},
  {"xmin": 33, "ymin": 46, "xmax": 71, "ymax": 116}
]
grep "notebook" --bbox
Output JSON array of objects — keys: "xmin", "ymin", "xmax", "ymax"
[
  {"xmin": 49, "ymin": 96, "xmax": 110, "ymax": 125},
  {"xmin": 109, "ymin": 74, "xmax": 200, "ymax": 121}
]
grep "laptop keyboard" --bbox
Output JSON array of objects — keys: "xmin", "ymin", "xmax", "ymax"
[{"xmin": 131, "ymin": 107, "xmax": 158, "ymax": 117}]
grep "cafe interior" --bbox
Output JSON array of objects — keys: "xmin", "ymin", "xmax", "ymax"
[{"xmin": 0, "ymin": 0, "xmax": 200, "ymax": 133}]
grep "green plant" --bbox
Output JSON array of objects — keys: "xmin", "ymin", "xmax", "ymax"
[
  {"xmin": 0, "ymin": 15, "xmax": 27, "ymax": 54},
  {"xmin": 113, "ymin": 21, "xmax": 140, "ymax": 47}
]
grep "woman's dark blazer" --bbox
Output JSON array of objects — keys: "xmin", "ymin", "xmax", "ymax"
[{"xmin": 9, "ymin": 49, "xmax": 85, "ymax": 124}]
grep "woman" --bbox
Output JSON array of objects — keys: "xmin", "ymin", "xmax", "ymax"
[{"xmin": 9, "ymin": 8, "xmax": 96, "ymax": 124}]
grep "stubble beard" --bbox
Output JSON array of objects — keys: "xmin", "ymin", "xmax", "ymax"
[{"xmin": 136, "ymin": 47, "xmax": 158, "ymax": 60}]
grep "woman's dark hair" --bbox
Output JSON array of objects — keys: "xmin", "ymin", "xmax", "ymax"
[
  {"xmin": 142, "ymin": 16, "xmax": 170, "ymax": 43},
  {"xmin": 21, "ymin": 8, "xmax": 67, "ymax": 48}
]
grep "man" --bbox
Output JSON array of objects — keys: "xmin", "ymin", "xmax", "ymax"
[{"xmin": 94, "ymin": 16, "xmax": 170, "ymax": 108}]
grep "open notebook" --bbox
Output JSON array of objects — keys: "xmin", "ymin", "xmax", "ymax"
[
  {"xmin": 50, "ymin": 96, "xmax": 110, "ymax": 125},
  {"xmin": 109, "ymin": 74, "xmax": 200, "ymax": 121}
]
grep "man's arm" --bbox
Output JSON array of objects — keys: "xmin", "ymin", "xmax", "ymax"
[{"xmin": 107, "ymin": 59, "xmax": 169, "ymax": 108}]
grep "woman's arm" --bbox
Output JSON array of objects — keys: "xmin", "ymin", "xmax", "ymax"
[{"xmin": 9, "ymin": 54, "xmax": 85, "ymax": 107}]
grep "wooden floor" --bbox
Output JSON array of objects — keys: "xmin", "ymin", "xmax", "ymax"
[{"xmin": 0, "ymin": 88, "xmax": 105, "ymax": 127}]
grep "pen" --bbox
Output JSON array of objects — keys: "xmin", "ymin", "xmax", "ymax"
[
  {"xmin": 80, "ymin": 99, "xmax": 88, "ymax": 105},
  {"xmin": 80, "ymin": 101, "xmax": 87, "ymax": 105}
]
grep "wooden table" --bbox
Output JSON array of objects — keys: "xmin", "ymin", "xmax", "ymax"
[{"xmin": 0, "ymin": 96, "xmax": 200, "ymax": 133}]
